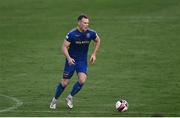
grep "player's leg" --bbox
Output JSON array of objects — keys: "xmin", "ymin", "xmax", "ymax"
[
  {"xmin": 70, "ymin": 72, "xmax": 87, "ymax": 96},
  {"xmin": 54, "ymin": 79, "xmax": 70, "ymax": 99},
  {"xmin": 66, "ymin": 61, "xmax": 88, "ymax": 108},
  {"xmin": 71, "ymin": 61, "xmax": 88, "ymax": 96},
  {"xmin": 50, "ymin": 60, "xmax": 75, "ymax": 109},
  {"xmin": 50, "ymin": 79, "xmax": 71, "ymax": 109}
]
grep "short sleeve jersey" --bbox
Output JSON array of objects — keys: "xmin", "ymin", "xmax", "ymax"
[{"xmin": 65, "ymin": 28, "xmax": 97, "ymax": 61}]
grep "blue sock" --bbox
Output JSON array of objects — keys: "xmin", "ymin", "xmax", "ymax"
[
  {"xmin": 55, "ymin": 83, "xmax": 65, "ymax": 99},
  {"xmin": 70, "ymin": 81, "xmax": 83, "ymax": 96}
]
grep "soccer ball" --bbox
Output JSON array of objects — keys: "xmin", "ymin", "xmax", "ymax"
[{"xmin": 115, "ymin": 99, "xmax": 128, "ymax": 112}]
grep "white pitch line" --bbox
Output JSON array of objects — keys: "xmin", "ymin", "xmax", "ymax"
[
  {"xmin": 7, "ymin": 110, "xmax": 180, "ymax": 116},
  {"xmin": 0, "ymin": 94, "xmax": 23, "ymax": 112}
]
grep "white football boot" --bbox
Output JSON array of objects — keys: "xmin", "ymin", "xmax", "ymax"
[
  {"xmin": 50, "ymin": 97, "xmax": 57, "ymax": 109},
  {"xmin": 66, "ymin": 94, "xmax": 73, "ymax": 109}
]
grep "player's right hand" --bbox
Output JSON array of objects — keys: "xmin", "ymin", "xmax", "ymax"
[{"xmin": 67, "ymin": 57, "xmax": 75, "ymax": 65}]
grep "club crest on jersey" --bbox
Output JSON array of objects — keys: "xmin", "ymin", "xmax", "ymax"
[{"xmin": 86, "ymin": 33, "xmax": 90, "ymax": 38}]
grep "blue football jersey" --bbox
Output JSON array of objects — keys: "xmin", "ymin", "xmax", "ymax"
[{"xmin": 65, "ymin": 28, "xmax": 97, "ymax": 61}]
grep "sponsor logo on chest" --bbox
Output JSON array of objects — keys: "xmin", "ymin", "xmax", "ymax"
[{"xmin": 75, "ymin": 41, "xmax": 90, "ymax": 44}]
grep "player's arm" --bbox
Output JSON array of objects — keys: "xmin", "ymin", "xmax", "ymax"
[
  {"xmin": 90, "ymin": 34, "xmax": 101, "ymax": 64},
  {"xmin": 62, "ymin": 40, "xmax": 75, "ymax": 65}
]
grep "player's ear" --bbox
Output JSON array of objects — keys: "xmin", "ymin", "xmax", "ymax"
[{"xmin": 78, "ymin": 21, "xmax": 81, "ymax": 26}]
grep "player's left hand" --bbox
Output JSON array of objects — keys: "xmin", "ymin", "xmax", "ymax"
[{"xmin": 90, "ymin": 53, "xmax": 96, "ymax": 64}]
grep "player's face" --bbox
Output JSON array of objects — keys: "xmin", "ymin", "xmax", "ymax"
[{"xmin": 78, "ymin": 18, "xmax": 89, "ymax": 32}]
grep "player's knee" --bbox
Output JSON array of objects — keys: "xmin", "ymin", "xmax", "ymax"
[
  {"xmin": 61, "ymin": 79, "xmax": 70, "ymax": 87},
  {"xmin": 79, "ymin": 78, "xmax": 86, "ymax": 84},
  {"xmin": 78, "ymin": 73, "xmax": 87, "ymax": 84}
]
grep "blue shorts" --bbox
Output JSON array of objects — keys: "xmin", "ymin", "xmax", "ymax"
[{"xmin": 63, "ymin": 60, "xmax": 88, "ymax": 79}]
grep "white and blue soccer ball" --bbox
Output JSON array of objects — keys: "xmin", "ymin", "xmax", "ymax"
[{"xmin": 115, "ymin": 99, "xmax": 129, "ymax": 112}]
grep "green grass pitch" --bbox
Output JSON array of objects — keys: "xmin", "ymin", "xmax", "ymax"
[{"xmin": 0, "ymin": 0, "xmax": 180, "ymax": 116}]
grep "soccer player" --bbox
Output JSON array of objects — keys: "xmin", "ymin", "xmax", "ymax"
[{"xmin": 50, "ymin": 14, "xmax": 101, "ymax": 109}]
